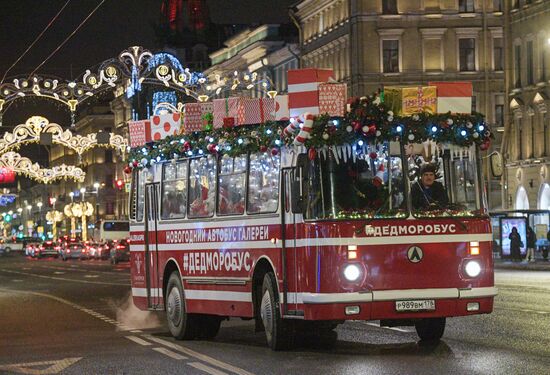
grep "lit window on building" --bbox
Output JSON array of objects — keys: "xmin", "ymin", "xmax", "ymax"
[
  {"xmin": 459, "ymin": 0, "xmax": 474, "ymax": 12},
  {"xmin": 459, "ymin": 38, "xmax": 476, "ymax": 72},
  {"xmin": 382, "ymin": 39, "xmax": 399, "ymax": 73}
]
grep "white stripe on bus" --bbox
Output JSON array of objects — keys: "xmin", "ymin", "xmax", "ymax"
[
  {"xmin": 131, "ymin": 286, "xmax": 497, "ymax": 304},
  {"xmin": 130, "ymin": 216, "xmax": 279, "ymax": 232},
  {"xmin": 129, "ymin": 233, "xmax": 492, "ymax": 252}
]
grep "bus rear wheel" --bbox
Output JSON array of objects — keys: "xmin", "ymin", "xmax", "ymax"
[
  {"xmin": 261, "ymin": 272, "xmax": 294, "ymax": 350},
  {"xmin": 166, "ymin": 272, "xmax": 199, "ymax": 340},
  {"xmin": 415, "ymin": 318, "xmax": 446, "ymax": 342}
]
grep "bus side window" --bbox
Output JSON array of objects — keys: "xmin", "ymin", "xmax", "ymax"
[
  {"xmin": 161, "ymin": 161, "xmax": 188, "ymax": 220},
  {"xmin": 188, "ymin": 156, "xmax": 216, "ymax": 218},
  {"xmin": 247, "ymin": 152, "xmax": 280, "ymax": 214},
  {"xmin": 217, "ymin": 154, "xmax": 247, "ymax": 216},
  {"xmin": 136, "ymin": 169, "xmax": 147, "ymax": 222}
]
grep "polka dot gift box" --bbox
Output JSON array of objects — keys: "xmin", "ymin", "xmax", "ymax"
[{"xmin": 150, "ymin": 113, "xmax": 183, "ymax": 141}]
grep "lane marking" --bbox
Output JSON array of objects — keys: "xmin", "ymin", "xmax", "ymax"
[
  {"xmin": 0, "ymin": 269, "xmax": 128, "ymax": 286},
  {"xmin": 143, "ymin": 335, "xmax": 255, "ymax": 375},
  {"xmin": 84, "ymin": 275, "xmax": 99, "ymax": 278},
  {"xmin": 494, "ymin": 305, "xmax": 550, "ymax": 315},
  {"xmin": 188, "ymin": 362, "xmax": 229, "ymax": 375},
  {"xmin": 131, "ymin": 330, "xmax": 143, "ymax": 333},
  {"xmin": 152, "ymin": 347, "xmax": 187, "ymax": 360},
  {"xmin": 125, "ymin": 335, "xmax": 152, "ymax": 346},
  {"xmin": 0, "ymin": 357, "xmax": 82, "ymax": 375},
  {"xmin": 53, "ymin": 272, "xmax": 65, "ymax": 275}
]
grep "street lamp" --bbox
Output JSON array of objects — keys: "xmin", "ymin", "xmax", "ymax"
[
  {"xmin": 93, "ymin": 182, "xmax": 100, "ymax": 222},
  {"xmin": 80, "ymin": 187, "xmax": 86, "ymax": 202},
  {"xmin": 51, "ymin": 197, "xmax": 56, "ymax": 209},
  {"xmin": 69, "ymin": 192, "xmax": 74, "ymax": 202}
]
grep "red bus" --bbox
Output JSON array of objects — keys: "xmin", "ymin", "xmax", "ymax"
[{"xmin": 128, "ymin": 134, "xmax": 496, "ymax": 350}]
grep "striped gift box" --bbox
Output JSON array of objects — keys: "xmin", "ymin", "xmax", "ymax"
[
  {"xmin": 288, "ymin": 68, "xmax": 334, "ymax": 118},
  {"xmin": 429, "ymin": 81, "xmax": 473, "ymax": 114}
]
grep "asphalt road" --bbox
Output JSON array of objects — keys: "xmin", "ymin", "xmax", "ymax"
[{"xmin": 1, "ymin": 254, "xmax": 550, "ymax": 375}]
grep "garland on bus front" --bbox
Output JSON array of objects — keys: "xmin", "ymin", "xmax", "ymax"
[{"xmin": 126, "ymin": 94, "xmax": 491, "ymax": 171}]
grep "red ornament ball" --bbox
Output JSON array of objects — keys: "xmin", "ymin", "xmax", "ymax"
[
  {"xmin": 369, "ymin": 152, "xmax": 378, "ymax": 159},
  {"xmin": 132, "ymin": 160, "xmax": 138, "ymax": 167},
  {"xmin": 259, "ymin": 145, "xmax": 268, "ymax": 153},
  {"xmin": 207, "ymin": 143, "xmax": 217, "ymax": 153},
  {"xmin": 124, "ymin": 166, "xmax": 132, "ymax": 174},
  {"xmin": 183, "ymin": 141, "xmax": 191, "ymax": 151},
  {"xmin": 352, "ymin": 121, "xmax": 362, "ymax": 131},
  {"xmin": 271, "ymin": 148, "xmax": 279, "ymax": 156},
  {"xmin": 480, "ymin": 139, "xmax": 491, "ymax": 151}
]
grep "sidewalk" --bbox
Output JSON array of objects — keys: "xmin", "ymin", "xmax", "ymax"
[{"xmin": 494, "ymin": 257, "xmax": 550, "ymax": 271}]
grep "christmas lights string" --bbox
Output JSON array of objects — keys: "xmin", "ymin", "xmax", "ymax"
[{"xmin": 126, "ymin": 94, "xmax": 491, "ymax": 171}]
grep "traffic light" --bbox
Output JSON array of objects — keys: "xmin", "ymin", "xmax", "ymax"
[{"xmin": 115, "ymin": 179, "xmax": 124, "ymax": 191}]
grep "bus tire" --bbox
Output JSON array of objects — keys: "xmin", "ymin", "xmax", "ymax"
[
  {"xmin": 166, "ymin": 272, "xmax": 198, "ymax": 340},
  {"xmin": 197, "ymin": 315, "xmax": 222, "ymax": 339},
  {"xmin": 415, "ymin": 318, "xmax": 446, "ymax": 342},
  {"xmin": 261, "ymin": 272, "xmax": 294, "ymax": 350}
]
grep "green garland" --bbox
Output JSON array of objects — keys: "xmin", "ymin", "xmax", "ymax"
[{"xmin": 126, "ymin": 94, "xmax": 491, "ymax": 169}]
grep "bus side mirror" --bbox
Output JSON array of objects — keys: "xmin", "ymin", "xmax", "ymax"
[{"xmin": 291, "ymin": 180, "xmax": 304, "ymax": 214}]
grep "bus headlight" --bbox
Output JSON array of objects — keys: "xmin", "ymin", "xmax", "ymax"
[
  {"xmin": 343, "ymin": 264, "xmax": 361, "ymax": 281},
  {"xmin": 464, "ymin": 260, "xmax": 481, "ymax": 278}
]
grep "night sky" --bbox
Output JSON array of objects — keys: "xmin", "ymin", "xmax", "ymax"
[{"xmin": 0, "ymin": 0, "xmax": 296, "ymax": 128}]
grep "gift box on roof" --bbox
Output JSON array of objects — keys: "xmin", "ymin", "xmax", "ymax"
[
  {"xmin": 429, "ymin": 81, "xmax": 473, "ymax": 114},
  {"xmin": 128, "ymin": 120, "xmax": 151, "ymax": 147},
  {"xmin": 183, "ymin": 102, "xmax": 213, "ymax": 133},
  {"xmin": 319, "ymin": 83, "xmax": 347, "ymax": 116},
  {"xmin": 213, "ymin": 97, "xmax": 240, "ymax": 129},
  {"xmin": 237, "ymin": 98, "xmax": 276, "ymax": 125},
  {"xmin": 288, "ymin": 68, "xmax": 334, "ymax": 118},
  {"xmin": 150, "ymin": 112, "xmax": 182, "ymax": 141},
  {"xmin": 384, "ymin": 86, "xmax": 437, "ymax": 116},
  {"xmin": 272, "ymin": 95, "xmax": 290, "ymax": 121}
]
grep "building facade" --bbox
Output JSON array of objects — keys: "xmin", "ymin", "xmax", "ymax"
[
  {"xmin": 502, "ymin": 0, "xmax": 550, "ymax": 220},
  {"xmin": 204, "ymin": 24, "xmax": 299, "ymax": 96},
  {"xmin": 292, "ymin": 0, "xmax": 505, "ymax": 208}
]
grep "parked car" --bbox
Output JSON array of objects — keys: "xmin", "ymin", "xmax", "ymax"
[
  {"xmin": 110, "ymin": 239, "xmax": 130, "ymax": 264},
  {"xmin": 2, "ymin": 238, "xmax": 23, "ymax": 254},
  {"xmin": 60, "ymin": 243, "xmax": 89, "ymax": 261},
  {"xmin": 33, "ymin": 241, "xmax": 59, "ymax": 258}
]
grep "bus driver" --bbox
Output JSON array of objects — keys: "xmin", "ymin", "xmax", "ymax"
[{"xmin": 411, "ymin": 164, "xmax": 449, "ymax": 209}]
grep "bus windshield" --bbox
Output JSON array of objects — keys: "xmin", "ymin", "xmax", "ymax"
[
  {"xmin": 303, "ymin": 142, "xmax": 485, "ymax": 220},
  {"xmin": 407, "ymin": 143, "xmax": 483, "ymax": 218},
  {"xmin": 304, "ymin": 146, "xmax": 407, "ymax": 220}
]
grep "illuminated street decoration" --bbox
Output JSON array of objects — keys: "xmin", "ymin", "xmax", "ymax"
[
  {"xmin": 0, "ymin": 46, "xmax": 277, "ymax": 118},
  {"xmin": 64, "ymin": 202, "xmax": 93, "ymax": 240},
  {"xmin": 45, "ymin": 210, "xmax": 64, "ymax": 240},
  {"xmin": 0, "ymin": 194, "xmax": 16, "ymax": 206},
  {"xmin": 0, "ymin": 152, "xmax": 85, "ymax": 184},
  {"xmin": 0, "ymin": 116, "xmax": 127, "ymax": 155}
]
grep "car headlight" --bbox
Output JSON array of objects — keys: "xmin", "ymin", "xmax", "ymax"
[
  {"xmin": 343, "ymin": 264, "xmax": 361, "ymax": 282},
  {"xmin": 464, "ymin": 260, "xmax": 481, "ymax": 278}
]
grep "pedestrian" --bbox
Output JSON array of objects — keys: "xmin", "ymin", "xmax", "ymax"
[
  {"xmin": 525, "ymin": 226, "xmax": 536, "ymax": 262},
  {"xmin": 509, "ymin": 226, "xmax": 522, "ymax": 262}
]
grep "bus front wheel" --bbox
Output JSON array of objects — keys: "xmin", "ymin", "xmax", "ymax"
[
  {"xmin": 261, "ymin": 272, "xmax": 294, "ymax": 350},
  {"xmin": 166, "ymin": 272, "xmax": 199, "ymax": 340},
  {"xmin": 415, "ymin": 318, "xmax": 446, "ymax": 342}
]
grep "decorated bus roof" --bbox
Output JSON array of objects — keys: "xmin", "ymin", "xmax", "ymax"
[{"xmin": 126, "ymin": 94, "xmax": 489, "ymax": 170}]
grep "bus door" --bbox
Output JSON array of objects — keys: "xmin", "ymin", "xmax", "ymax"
[
  {"xmin": 281, "ymin": 168, "xmax": 300, "ymax": 316},
  {"xmin": 144, "ymin": 183, "xmax": 161, "ymax": 309}
]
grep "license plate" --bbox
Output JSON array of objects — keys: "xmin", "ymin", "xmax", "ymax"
[{"xmin": 395, "ymin": 299, "xmax": 435, "ymax": 312}]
